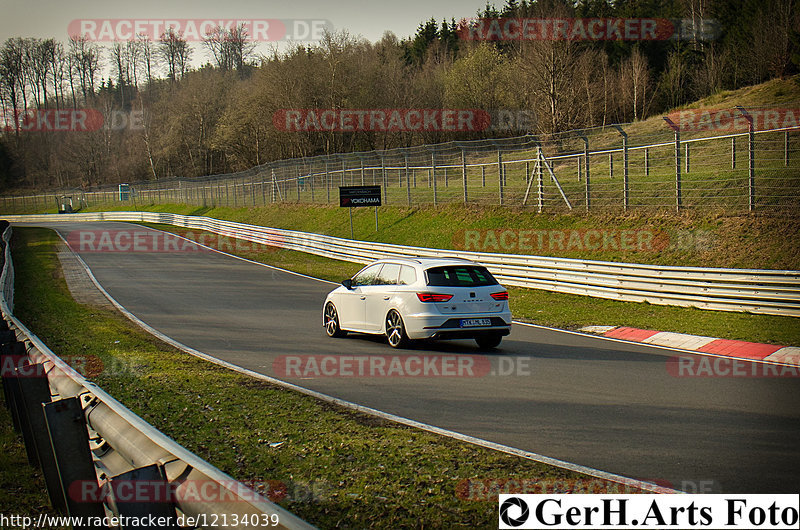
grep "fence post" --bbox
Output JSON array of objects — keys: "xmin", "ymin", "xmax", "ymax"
[
  {"xmin": 360, "ymin": 159, "xmax": 365, "ymax": 186},
  {"xmin": 577, "ymin": 156, "xmax": 581, "ymax": 182},
  {"xmin": 685, "ymin": 143, "xmax": 690, "ymax": 173},
  {"xmin": 497, "ymin": 150, "xmax": 504, "ymax": 205},
  {"xmin": 536, "ymin": 147, "xmax": 544, "ymax": 213},
  {"xmin": 731, "ymin": 137, "xmax": 736, "ymax": 169},
  {"xmin": 785, "ymin": 131, "xmax": 790, "ymax": 166},
  {"xmin": 609, "ymin": 153, "xmax": 614, "ymax": 178},
  {"xmin": 645, "ymin": 148, "xmax": 650, "ymax": 176},
  {"xmin": 481, "ymin": 165, "xmax": 486, "ymax": 187},
  {"xmin": 296, "ymin": 165, "xmax": 301, "ymax": 202},
  {"xmin": 581, "ymin": 136, "xmax": 590, "ymax": 211},
  {"xmin": 736, "ymin": 107, "xmax": 755, "ymax": 211},
  {"xmin": 381, "ymin": 156, "xmax": 387, "ymax": 204},
  {"xmin": 431, "ymin": 152, "xmax": 437, "ymax": 206},
  {"xmin": 663, "ymin": 117, "xmax": 681, "ymax": 212},
  {"xmin": 461, "ymin": 149, "xmax": 468, "ymax": 204},
  {"xmin": 614, "ymin": 125, "xmax": 629, "ymax": 211},
  {"xmin": 404, "ymin": 154, "xmax": 411, "ymax": 206}
]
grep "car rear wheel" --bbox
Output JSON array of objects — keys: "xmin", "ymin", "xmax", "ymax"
[
  {"xmin": 324, "ymin": 302, "xmax": 347, "ymax": 338},
  {"xmin": 385, "ymin": 310, "xmax": 410, "ymax": 348},
  {"xmin": 475, "ymin": 333, "xmax": 502, "ymax": 349}
]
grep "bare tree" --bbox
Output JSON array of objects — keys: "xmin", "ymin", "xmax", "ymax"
[
  {"xmin": 203, "ymin": 24, "xmax": 255, "ymax": 73},
  {"xmin": 0, "ymin": 38, "xmax": 25, "ymax": 136},
  {"xmin": 69, "ymin": 35, "xmax": 101, "ymax": 102},
  {"xmin": 137, "ymin": 34, "xmax": 157, "ymax": 88},
  {"xmin": 159, "ymin": 28, "xmax": 192, "ymax": 83}
]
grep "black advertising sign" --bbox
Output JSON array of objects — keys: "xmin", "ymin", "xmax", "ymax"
[{"xmin": 339, "ymin": 185, "xmax": 382, "ymax": 207}]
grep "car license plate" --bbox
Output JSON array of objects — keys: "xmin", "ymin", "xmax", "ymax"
[{"xmin": 460, "ymin": 318, "xmax": 491, "ymax": 328}]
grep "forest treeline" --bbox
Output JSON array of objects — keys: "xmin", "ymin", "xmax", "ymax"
[{"xmin": 0, "ymin": 0, "xmax": 797, "ymax": 192}]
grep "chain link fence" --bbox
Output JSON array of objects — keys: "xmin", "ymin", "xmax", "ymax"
[{"xmin": 2, "ymin": 110, "xmax": 799, "ymax": 214}]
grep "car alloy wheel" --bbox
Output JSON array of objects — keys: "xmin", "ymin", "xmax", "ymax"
[
  {"xmin": 324, "ymin": 302, "xmax": 347, "ymax": 338},
  {"xmin": 385, "ymin": 309, "xmax": 409, "ymax": 348}
]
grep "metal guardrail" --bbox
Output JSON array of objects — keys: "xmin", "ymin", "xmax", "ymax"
[
  {"xmin": 0, "ymin": 223, "xmax": 315, "ymax": 529},
  {"xmin": 5, "ymin": 212, "xmax": 800, "ymax": 317}
]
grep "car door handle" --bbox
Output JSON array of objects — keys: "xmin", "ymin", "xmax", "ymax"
[
  {"xmin": 383, "ymin": 296, "xmax": 390, "ymax": 300},
  {"xmin": 360, "ymin": 296, "xmax": 366, "ymax": 300}
]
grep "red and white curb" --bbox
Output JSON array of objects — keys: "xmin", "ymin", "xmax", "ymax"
[{"xmin": 579, "ymin": 326, "xmax": 800, "ymax": 366}]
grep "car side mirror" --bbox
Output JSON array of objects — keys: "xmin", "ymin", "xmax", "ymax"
[{"xmin": 342, "ymin": 279, "xmax": 353, "ymax": 290}]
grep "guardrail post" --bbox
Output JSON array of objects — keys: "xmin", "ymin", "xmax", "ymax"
[
  {"xmin": 0, "ymin": 328, "xmax": 18, "ymax": 404},
  {"xmin": 663, "ymin": 116, "xmax": 681, "ymax": 212},
  {"xmin": 10, "ymin": 366, "xmax": 41, "ymax": 467},
  {"xmin": 0, "ymin": 340, "xmax": 25, "ymax": 430},
  {"xmin": 42, "ymin": 397, "xmax": 108, "ymax": 522},
  {"xmin": 461, "ymin": 149, "xmax": 468, "ymax": 204},
  {"xmin": 737, "ymin": 106, "xmax": 755, "ymax": 211},
  {"xmin": 497, "ymin": 151, "xmax": 504, "ymax": 205},
  {"xmin": 111, "ymin": 464, "xmax": 178, "ymax": 524},
  {"xmin": 17, "ymin": 363, "xmax": 66, "ymax": 514}
]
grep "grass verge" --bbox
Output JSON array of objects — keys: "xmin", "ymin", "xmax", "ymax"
[
  {"xmin": 9, "ymin": 226, "xmax": 631, "ymax": 528},
  {"xmin": 136, "ymin": 222, "xmax": 800, "ymax": 346}
]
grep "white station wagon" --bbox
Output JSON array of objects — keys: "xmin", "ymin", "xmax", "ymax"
[{"xmin": 322, "ymin": 257, "xmax": 512, "ymax": 349}]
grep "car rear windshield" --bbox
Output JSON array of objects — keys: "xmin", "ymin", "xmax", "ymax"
[{"xmin": 425, "ymin": 266, "xmax": 498, "ymax": 287}]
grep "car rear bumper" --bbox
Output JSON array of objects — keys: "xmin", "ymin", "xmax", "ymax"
[{"xmin": 404, "ymin": 313, "xmax": 512, "ymax": 340}]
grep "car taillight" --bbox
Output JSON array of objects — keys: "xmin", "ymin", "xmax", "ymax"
[
  {"xmin": 490, "ymin": 291, "xmax": 509, "ymax": 301},
  {"xmin": 417, "ymin": 293, "xmax": 454, "ymax": 303}
]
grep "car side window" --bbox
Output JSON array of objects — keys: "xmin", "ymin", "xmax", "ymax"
[
  {"xmin": 398, "ymin": 265, "xmax": 417, "ymax": 286},
  {"xmin": 352, "ymin": 264, "xmax": 382, "ymax": 286},
  {"xmin": 376, "ymin": 263, "xmax": 401, "ymax": 285}
]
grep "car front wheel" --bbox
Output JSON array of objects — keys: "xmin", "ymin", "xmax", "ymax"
[
  {"xmin": 385, "ymin": 310, "xmax": 410, "ymax": 348},
  {"xmin": 324, "ymin": 302, "xmax": 347, "ymax": 338}
]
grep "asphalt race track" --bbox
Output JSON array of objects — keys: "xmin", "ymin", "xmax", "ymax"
[{"xmin": 20, "ymin": 221, "xmax": 800, "ymax": 493}]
